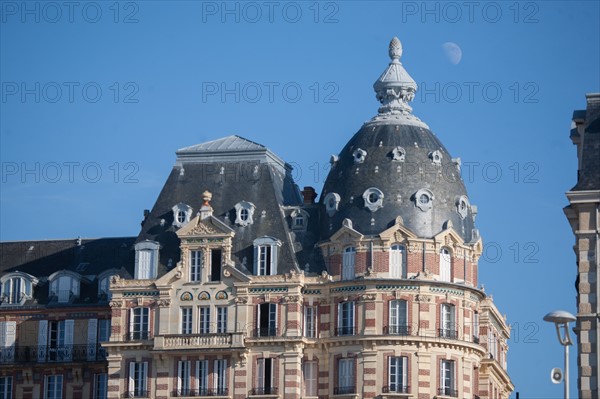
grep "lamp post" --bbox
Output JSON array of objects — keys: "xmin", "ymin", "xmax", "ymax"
[{"xmin": 543, "ymin": 310, "xmax": 577, "ymax": 399}]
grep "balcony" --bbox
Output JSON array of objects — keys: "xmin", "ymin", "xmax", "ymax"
[
  {"xmin": 253, "ymin": 327, "xmax": 278, "ymax": 338},
  {"xmin": 437, "ymin": 387, "xmax": 458, "ymax": 397},
  {"xmin": 437, "ymin": 329, "xmax": 458, "ymax": 339},
  {"xmin": 0, "ymin": 344, "xmax": 107, "ymax": 364},
  {"xmin": 382, "ymin": 385, "xmax": 410, "ymax": 394},
  {"xmin": 333, "ymin": 386, "xmax": 356, "ymax": 395},
  {"xmin": 123, "ymin": 391, "xmax": 149, "ymax": 398},
  {"xmin": 49, "ymin": 289, "xmax": 78, "ymax": 304},
  {"xmin": 335, "ymin": 327, "xmax": 356, "ymax": 336},
  {"xmin": 249, "ymin": 387, "xmax": 278, "ymax": 396},
  {"xmin": 384, "ymin": 325, "xmax": 412, "ymax": 336},
  {"xmin": 154, "ymin": 333, "xmax": 244, "ymax": 350},
  {"xmin": 172, "ymin": 388, "xmax": 228, "ymax": 397},
  {"xmin": 125, "ymin": 331, "xmax": 152, "ymax": 341}
]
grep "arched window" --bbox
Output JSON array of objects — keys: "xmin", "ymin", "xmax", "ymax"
[
  {"xmin": 342, "ymin": 247, "xmax": 356, "ymax": 281},
  {"xmin": 440, "ymin": 247, "xmax": 451, "ymax": 282},
  {"xmin": 389, "ymin": 244, "xmax": 405, "ymax": 278}
]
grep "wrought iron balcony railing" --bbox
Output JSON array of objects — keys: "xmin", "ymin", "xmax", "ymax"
[
  {"xmin": 123, "ymin": 391, "xmax": 149, "ymax": 398},
  {"xmin": 253, "ymin": 327, "xmax": 278, "ymax": 337},
  {"xmin": 382, "ymin": 385, "xmax": 410, "ymax": 393},
  {"xmin": 333, "ymin": 386, "xmax": 356, "ymax": 395},
  {"xmin": 437, "ymin": 387, "xmax": 458, "ymax": 397},
  {"xmin": 335, "ymin": 326, "xmax": 356, "ymax": 336},
  {"xmin": 172, "ymin": 388, "xmax": 228, "ymax": 397},
  {"xmin": 438, "ymin": 328, "xmax": 458, "ymax": 339},
  {"xmin": 384, "ymin": 325, "xmax": 412, "ymax": 336},
  {"xmin": 250, "ymin": 387, "xmax": 278, "ymax": 395},
  {"xmin": 0, "ymin": 344, "xmax": 107, "ymax": 364},
  {"xmin": 125, "ymin": 331, "xmax": 152, "ymax": 341}
]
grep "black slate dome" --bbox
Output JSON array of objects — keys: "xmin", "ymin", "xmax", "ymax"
[{"xmin": 319, "ymin": 38, "xmax": 476, "ymax": 242}]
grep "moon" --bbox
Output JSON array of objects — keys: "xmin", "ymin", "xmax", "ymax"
[{"xmin": 442, "ymin": 42, "xmax": 462, "ymax": 65}]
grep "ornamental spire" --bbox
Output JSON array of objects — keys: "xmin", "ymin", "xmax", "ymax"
[{"xmin": 373, "ymin": 37, "xmax": 418, "ymax": 117}]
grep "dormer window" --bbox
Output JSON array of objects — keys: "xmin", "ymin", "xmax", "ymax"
[
  {"xmin": 172, "ymin": 203, "xmax": 193, "ymax": 228},
  {"xmin": 253, "ymin": 236, "xmax": 282, "ymax": 276},
  {"xmin": 352, "ymin": 148, "xmax": 367, "ymax": 164},
  {"xmin": 429, "ymin": 150, "xmax": 442, "ymax": 165},
  {"xmin": 363, "ymin": 187, "xmax": 384, "ymax": 212},
  {"xmin": 456, "ymin": 195, "xmax": 470, "ymax": 219},
  {"xmin": 0, "ymin": 273, "xmax": 35, "ymax": 305},
  {"xmin": 234, "ymin": 201, "xmax": 256, "ymax": 227},
  {"xmin": 414, "ymin": 189, "xmax": 434, "ymax": 212},
  {"xmin": 391, "ymin": 146, "xmax": 406, "ymax": 162},
  {"xmin": 135, "ymin": 240, "xmax": 160, "ymax": 280},
  {"xmin": 291, "ymin": 209, "xmax": 309, "ymax": 231},
  {"xmin": 324, "ymin": 192, "xmax": 341, "ymax": 217},
  {"xmin": 98, "ymin": 271, "xmax": 118, "ymax": 300},
  {"xmin": 49, "ymin": 271, "xmax": 81, "ymax": 303}
]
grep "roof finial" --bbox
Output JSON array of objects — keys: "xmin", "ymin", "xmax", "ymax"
[{"xmin": 389, "ymin": 37, "xmax": 402, "ymax": 62}]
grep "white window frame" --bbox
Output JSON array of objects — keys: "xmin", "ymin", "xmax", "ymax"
[
  {"xmin": 253, "ymin": 237, "xmax": 281, "ymax": 276},
  {"xmin": 342, "ymin": 247, "xmax": 355, "ymax": 281},
  {"xmin": 172, "ymin": 202, "xmax": 193, "ymax": 227},
  {"xmin": 389, "ymin": 244, "xmax": 405, "ymax": 278},
  {"xmin": 128, "ymin": 361, "xmax": 148, "ymax": 397},
  {"xmin": 440, "ymin": 304, "xmax": 456, "ymax": 339},
  {"xmin": 338, "ymin": 358, "xmax": 354, "ymax": 391},
  {"xmin": 389, "ymin": 300, "xmax": 408, "ymax": 335},
  {"xmin": 473, "ymin": 311, "xmax": 479, "ymax": 342},
  {"xmin": 181, "ymin": 307, "xmax": 193, "ymax": 335},
  {"xmin": 214, "ymin": 359, "xmax": 227, "ymax": 394},
  {"xmin": 388, "ymin": 356, "xmax": 408, "ymax": 393},
  {"xmin": 177, "ymin": 360, "xmax": 191, "ymax": 395},
  {"xmin": 0, "ymin": 321, "xmax": 16, "ymax": 363},
  {"xmin": 256, "ymin": 358, "xmax": 274, "ymax": 392},
  {"xmin": 303, "ymin": 306, "xmax": 317, "ymax": 338},
  {"xmin": 216, "ymin": 307, "xmax": 228, "ymax": 333},
  {"xmin": 0, "ymin": 376, "xmax": 12, "ymax": 399},
  {"xmin": 94, "ymin": 373, "xmax": 108, "ymax": 399},
  {"xmin": 303, "ymin": 360, "xmax": 317, "ymax": 397},
  {"xmin": 98, "ymin": 274, "xmax": 116, "ymax": 300},
  {"xmin": 198, "ymin": 307, "xmax": 210, "ymax": 334},
  {"xmin": 130, "ymin": 308, "xmax": 150, "ymax": 340},
  {"xmin": 257, "ymin": 303, "xmax": 277, "ymax": 337},
  {"xmin": 234, "ymin": 201, "xmax": 256, "ymax": 226},
  {"xmin": 440, "ymin": 247, "xmax": 451, "ymax": 282},
  {"xmin": 134, "ymin": 241, "xmax": 159, "ymax": 280},
  {"xmin": 196, "ymin": 360, "xmax": 209, "ymax": 395},
  {"xmin": 337, "ymin": 301, "xmax": 355, "ymax": 336},
  {"xmin": 440, "ymin": 360, "xmax": 455, "ymax": 393},
  {"xmin": 190, "ymin": 250, "xmax": 202, "ymax": 282},
  {"xmin": 44, "ymin": 375, "xmax": 63, "ymax": 399}
]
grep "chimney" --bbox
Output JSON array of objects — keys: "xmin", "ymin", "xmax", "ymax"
[{"xmin": 301, "ymin": 186, "xmax": 317, "ymax": 205}]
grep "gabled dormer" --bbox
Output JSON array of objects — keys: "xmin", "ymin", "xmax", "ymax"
[
  {"xmin": 48, "ymin": 270, "xmax": 82, "ymax": 303},
  {"xmin": 134, "ymin": 240, "xmax": 160, "ymax": 280},
  {"xmin": 0, "ymin": 271, "xmax": 37, "ymax": 305},
  {"xmin": 253, "ymin": 236, "xmax": 282, "ymax": 276}
]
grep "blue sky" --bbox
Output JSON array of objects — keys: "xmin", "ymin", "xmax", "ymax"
[{"xmin": 1, "ymin": 1, "xmax": 599, "ymax": 397}]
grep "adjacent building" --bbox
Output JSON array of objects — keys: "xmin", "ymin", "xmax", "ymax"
[
  {"xmin": 565, "ymin": 93, "xmax": 600, "ymax": 399},
  {"xmin": 1, "ymin": 37, "xmax": 514, "ymax": 399}
]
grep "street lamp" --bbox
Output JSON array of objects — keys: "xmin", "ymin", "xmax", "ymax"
[{"xmin": 543, "ymin": 310, "xmax": 577, "ymax": 399}]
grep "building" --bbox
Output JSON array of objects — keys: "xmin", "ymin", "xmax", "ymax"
[
  {"xmin": 564, "ymin": 93, "xmax": 600, "ymax": 399},
  {"xmin": 1, "ymin": 37, "xmax": 514, "ymax": 399}
]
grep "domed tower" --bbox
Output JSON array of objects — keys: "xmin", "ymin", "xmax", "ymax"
[{"xmin": 314, "ymin": 38, "xmax": 514, "ymax": 398}]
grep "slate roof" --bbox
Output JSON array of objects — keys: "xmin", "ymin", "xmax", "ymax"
[{"xmin": 572, "ymin": 94, "xmax": 600, "ymax": 191}]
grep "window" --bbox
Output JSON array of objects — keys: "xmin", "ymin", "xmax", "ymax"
[
  {"xmin": 134, "ymin": 241, "xmax": 159, "ymax": 280},
  {"xmin": 389, "ymin": 244, "xmax": 405, "ymax": 278},
  {"xmin": 414, "ymin": 189, "xmax": 434, "ymax": 212},
  {"xmin": 214, "ymin": 359, "xmax": 227, "ymax": 395},
  {"xmin": 98, "ymin": 274, "xmax": 116, "ymax": 300},
  {"xmin": 130, "ymin": 308, "xmax": 150, "ymax": 340},
  {"xmin": 294, "ymin": 214, "xmax": 304, "ymax": 227},
  {"xmin": 128, "ymin": 362, "xmax": 148, "ymax": 398},
  {"xmin": 240, "ymin": 208, "xmax": 249, "ymax": 221},
  {"xmin": 352, "ymin": 148, "xmax": 367, "ymax": 164},
  {"xmin": 473, "ymin": 312, "xmax": 480, "ymax": 343},
  {"xmin": 48, "ymin": 320, "xmax": 74, "ymax": 362},
  {"xmin": 210, "ymin": 249, "xmax": 222, "ymax": 282},
  {"xmin": 440, "ymin": 360, "xmax": 456, "ymax": 396},
  {"xmin": 324, "ymin": 192, "xmax": 341, "ymax": 217},
  {"xmin": 429, "ymin": 150, "xmax": 443, "ymax": 165},
  {"xmin": 216, "ymin": 307, "xmax": 228, "ymax": 333},
  {"xmin": 181, "ymin": 308, "xmax": 193, "ymax": 334},
  {"xmin": 177, "ymin": 360, "xmax": 191, "ymax": 396},
  {"xmin": 303, "ymin": 361, "xmax": 317, "ymax": 397},
  {"xmin": 488, "ymin": 332, "xmax": 498, "ymax": 359},
  {"xmin": 196, "ymin": 360, "xmax": 208, "ymax": 395},
  {"xmin": 389, "ymin": 300, "xmax": 408, "ymax": 335},
  {"xmin": 256, "ymin": 358, "xmax": 274, "ymax": 394},
  {"xmin": 392, "ymin": 146, "xmax": 406, "ymax": 162},
  {"xmin": 336, "ymin": 358, "xmax": 355, "ymax": 394},
  {"xmin": 45, "ymin": 375, "xmax": 63, "ymax": 399},
  {"xmin": 456, "ymin": 196, "xmax": 469, "ymax": 219},
  {"xmin": 172, "ymin": 203, "xmax": 192, "ymax": 227},
  {"xmin": 257, "ymin": 303, "xmax": 277, "ymax": 337},
  {"xmin": 2, "ymin": 277, "xmax": 30, "ymax": 304},
  {"xmin": 98, "ymin": 319, "xmax": 111, "ymax": 342},
  {"xmin": 198, "ymin": 307, "xmax": 210, "ymax": 335},
  {"xmin": 0, "ymin": 376, "xmax": 12, "ymax": 399},
  {"xmin": 303, "ymin": 306, "xmax": 317, "ymax": 338},
  {"xmin": 253, "ymin": 237, "xmax": 281, "ymax": 276},
  {"xmin": 337, "ymin": 301, "xmax": 355, "ymax": 336},
  {"xmin": 49, "ymin": 274, "xmax": 80, "ymax": 303},
  {"xmin": 234, "ymin": 201, "xmax": 255, "ymax": 226},
  {"xmin": 94, "ymin": 374, "xmax": 108, "ymax": 399},
  {"xmin": 177, "ymin": 211, "xmax": 186, "ymax": 224},
  {"xmin": 363, "ymin": 187, "xmax": 384, "ymax": 212},
  {"xmin": 342, "ymin": 247, "xmax": 355, "ymax": 280},
  {"xmin": 440, "ymin": 248, "xmax": 451, "ymax": 282},
  {"xmin": 440, "ymin": 304, "xmax": 456, "ymax": 339},
  {"xmin": 0, "ymin": 321, "xmax": 16, "ymax": 363},
  {"xmin": 190, "ymin": 250, "xmax": 202, "ymax": 282},
  {"xmin": 388, "ymin": 357, "xmax": 408, "ymax": 393}
]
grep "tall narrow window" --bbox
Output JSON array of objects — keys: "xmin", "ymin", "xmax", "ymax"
[
  {"xmin": 94, "ymin": 374, "xmax": 108, "ymax": 399},
  {"xmin": 258, "ymin": 246, "xmax": 272, "ymax": 275},
  {"xmin": 0, "ymin": 376, "xmax": 12, "ymax": 399},
  {"xmin": 440, "ymin": 304, "xmax": 456, "ymax": 339},
  {"xmin": 389, "ymin": 244, "xmax": 405, "ymax": 278},
  {"xmin": 256, "ymin": 358, "xmax": 274, "ymax": 395},
  {"xmin": 337, "ymin": 301, "xmax": 355, "ymax": 336},
  {"xmin": 303, "ymin": 306, "xmax": 317, "ymax": 338},
  {"xmin": 210, "ymin": 249, "xmax": 222, "ymax": 282},
  {"xmin": 0, "ymin": 321, "xmax": 16, "ymax": 363},
  {"xmin": 303, "ymin": 361, "xmax": 317, "ymax": 397},
  {"xmin": 181, "ymin": 308, "xmax": 193, "ymax": 334},
  {"xmin": 98, "ymin": 319, "xmax": 111, "ymax": 360},
  {"xmin": 135, "ymin": 241, "xmax": 159, "ymax": 280},
  {"xmin": 473, "ymin": 311, "xmax": 480, "ymax": 343},
  {"xmin": 440, "ymin": 248, "xmax": 451, "ymax": 282},
  {"xmin": 198, "ymin": 307, "xmax": 210, "ymax": 334},
  {"xmin": 337, "ymin": 358, "xmax": 355, "ymax": 394},
  {"xmin": 190, "ymin": 250, "xmax": 202, "ymax": 282},
  {"xmin": 44, "ymin": 375, "xmax": 63, "ymax": 399},
  {"xmin": 196, "ymin": 360, "xmax": 208, "ymax": 396},
  {"xmin": 128, "ymin": 362, "xmax": 148, "ymax": 398},
  {"xmin": 214, "ymin": 359, "xmax": 227, "ymax": 395},
  {"xmin": 137, "ymin": 250, "xmax": 152, "ymax": 279},
  {"xmin": 48, "ymin": 320, "xmax": 73, "ymax": 362},
  {"xmin": 216, "ymin": 307, "xmax": 228, "ymax": 333},
  {"xmin": 257, "ymin": 303, "xmax": 277, "ymax": 337},
  {"xmin": 440, "ymin": 360, "xmax": 455, "ymax": 396},
  {"xmin": 253, "ymin": 237, "xmax": 280, "ymax": 276},
  {"xmin": 177, "ymin": 360, "xmax": 191, "ymax": 396},
  {"xmin": 130, "ymin": 308, "xmax": 150, "ymax": 340},
  {"xmin": 342, "ymin": 247, "xmax": 355, "ymax": 280},
  {"xmin": 388, "ymin": 300, "xmax": 408, "ymax": 335},
  {"xmin": 388, "ymin": 357, "xmax": 408, "ymax": 393},
  {"xmin": 6, "ymin": 278, "xmax": 21, "ymax": 304}
]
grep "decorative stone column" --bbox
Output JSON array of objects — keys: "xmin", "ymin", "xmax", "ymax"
[
  {"xmin": 282, "ymin": 346, "xmax": 303, "ymax": 399},
  {"xmin": 361, "ymin": 349, "xmax": 378, "ymax": 399}
]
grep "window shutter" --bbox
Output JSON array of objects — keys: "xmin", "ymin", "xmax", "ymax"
[
  {"xmin": 64, "ymin": 319, "xmax": 74, "ymax": 361},
  {"xmin": 128, "ymin": 363, "xmax": 135, "ymax": 394},
  {"xmin": 129, "ymin": 309, "xmax": 135, "ymax": 337},
  {"xmin": 38, "ymin": 320, "xmax": 48, "ymax": 362},
  {"xmin": 87, "ymin": 319, "xmax": 98, "ymax": 361},
  {"xmin": 177, "ymin": 361, "xmax": 183, "ymax": 392},
  {"xmin": 271, "ymin": 245, "xmax": 278, "ymax": 275},
  {"xmin": 253, "ymin": 246, "xmax": 259, "ymax": 275},
  {"xmin": 402, "ymin": 357, "xmax": 408, "ymax": 387},
  {"xmin": 257, "ymin": 358, "xmax": 264, "ymax": 389}
]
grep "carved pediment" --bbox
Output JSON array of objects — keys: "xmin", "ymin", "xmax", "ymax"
[
  {"xmin": 177, "ymin": 214, "xmax": 234, "ymax": 238},
  {"xmin": 433, "ymin": 227, "xmax": 465, "ymax": 249},
  {"xmin": 329, "ymin": 223, "xmax": 364, "ymax": 243},
  {"xmin": 379, "ymin": 217, "xmax": 417, "ymax": 243}
]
